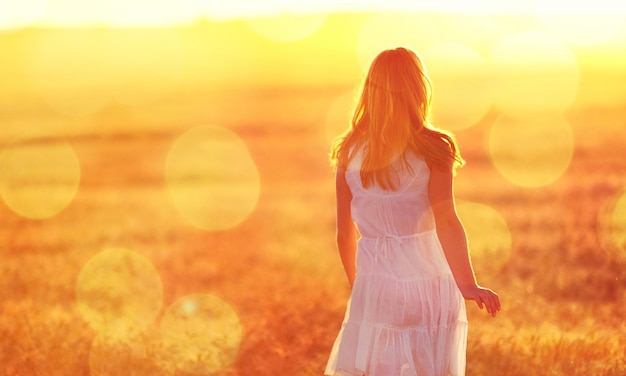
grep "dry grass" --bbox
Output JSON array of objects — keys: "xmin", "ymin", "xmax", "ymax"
[{"xmin": 1, "ymin": 81, "xmax": 625, "ymax": 376}]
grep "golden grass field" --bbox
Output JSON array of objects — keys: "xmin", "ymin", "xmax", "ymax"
[{"xmin": 1, "ymin": 16, "xmax": 626, "ymax": 376}]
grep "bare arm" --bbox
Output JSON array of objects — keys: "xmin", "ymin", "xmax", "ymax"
[
  {"xmin": 335, "ymin": 167, "xmax": 358, "ymax": 287},
  {"xmin": 429, "ymin": 164, "xmax": 501, "ymax": 317}
]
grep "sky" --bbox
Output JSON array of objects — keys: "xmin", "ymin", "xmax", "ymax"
[
  {"xmin": 2, "ymin": 0, "xmax": 626, "ymax": 28},
  {"xmin": 2, "ymin": 0, "xmax": 626, "ymax": 118}
]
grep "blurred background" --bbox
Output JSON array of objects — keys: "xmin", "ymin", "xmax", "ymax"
[{"xmin": 1, "ymin": 0, "xmax": 625, "ymax": 375}]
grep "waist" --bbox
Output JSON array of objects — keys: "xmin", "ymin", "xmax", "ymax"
[{"xmin": 361, "ymin": 229, "xmax": 436, "ymax": 242}]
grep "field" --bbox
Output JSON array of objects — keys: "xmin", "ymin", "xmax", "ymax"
[{"xmin": 2, "ymin": 18, "xmax": 626, "ymax": 376}]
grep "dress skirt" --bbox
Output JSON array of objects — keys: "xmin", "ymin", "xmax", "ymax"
[{"xmin": 324, "ymin": 231, "xmax": 468, "ymax": 376}]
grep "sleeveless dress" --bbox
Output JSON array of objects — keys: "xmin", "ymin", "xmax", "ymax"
[{"xmin": 325, "ymin": 151, "xmax": 468, "ymax": 376}]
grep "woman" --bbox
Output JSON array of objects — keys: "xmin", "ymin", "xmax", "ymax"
[{"xmin": 325, "ymin": 47, "xmax": 500, "ymax": 376}]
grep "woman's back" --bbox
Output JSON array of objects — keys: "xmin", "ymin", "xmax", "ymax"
[{"xmin": 345, "ymin": 150, "xmax": 436, "ymax": 239}]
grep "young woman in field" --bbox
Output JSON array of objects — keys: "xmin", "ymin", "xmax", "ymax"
[{"xmin": 325, "ymin": 47, "xmax": 500, "ymax": 376}]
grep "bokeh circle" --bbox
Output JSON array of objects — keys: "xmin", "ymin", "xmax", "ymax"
[
  {"xmin": 324, "ymin": 90, "xmax": 358, "ymax": 146},
  {"xmin": 160, "ymin": 294, "xmax": 243, "ymax": 374},
  {"xmin": 0, "ymin": 137, "xmax": 80, "ymax": 219},
  {"xmin": 76, "ymin": 248, "xmax": 163, "ymax": 340},
  {"xmin": 165, "ymin": 125, "xmax": 260, "ymax": 231},
  {"xmin": 456, "ymin": 201, "xmax": 512, "ymax": 274},
  {"xmin": 488, "ymin": 114, "xmax": 574, "ymax": 188},
  {"xmin": 25, "ymin": 29, "xmax": 118, "ymax": 116},
  {"xmin": 422, "ymin": 42, "xmax": 493, "ymax": 130},
  {"xmin": 489, "ymin": 31, "xmax": 579, "ymax": 116}
]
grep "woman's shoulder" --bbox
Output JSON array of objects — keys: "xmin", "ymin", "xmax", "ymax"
[{"xmin": 422, "ymin": 127, "xmax": 453, "ymax": 150}]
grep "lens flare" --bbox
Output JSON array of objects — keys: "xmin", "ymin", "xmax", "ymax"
[
  {"xmin": 160, "ymin": 294, "xmax": 242, "ymax": 375},
  {"xmin": 89, "ymin": 330, "xmax": 175, "ymax": 376},
  {"xmin": 489, "ymin": 31, "xmax": 579, "ymax": 116},
  {"xmin": 246, "ymin": 13, "xmax": 327, "ymax": 42},
  {"xmin": 324, "ymin": 90, "xmax": 358, "ymax": 145},
  {"xmin": 488, "ymin": 114, "xmax": 574, "ymax": 188},
  {"xmin": 423, "ymin": 43, "xmax": 493, "ymax": 130},
  {"xmin": 356, "ymin": 13, "xmax": 443, "ymax": 72},
  {"xmin": 165, "ymin": 125, "xmax": 260, "ymax": 231},
  {"xmin": 598, "ymin": 189, "xmax": 626, "ymax": 260},
  {"xmin": 0, "ymin": 137, "xmax": 80, "ymax": 219},
  {"xmin": 457, "ymin": 201, "xmax": 512, "ymax": 274},
  {"xmin": 25, "ymin": 29, "xmax": 118, "ymax": 116},
  {"xmin": 76, "ymin": 248, "xmax": 163, "ymax": 340}
]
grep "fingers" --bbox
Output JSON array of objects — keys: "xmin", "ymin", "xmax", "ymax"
[
  {"xmin": 485, "ymin": 291, "xmax": 500, "ymax": 317},
  {"xmin": 462, "ymin": 286, "xmax": 501, "ymax": 317},
  {"xmin": 474, "ymin": 290, "xmax": 500, "ymax": 317}
]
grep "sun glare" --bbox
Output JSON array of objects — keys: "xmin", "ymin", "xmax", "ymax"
[
  {"xmin": 246, "ymin": 13, "xmax": 327, "ymax": 42},
  {"xmin": 0, "ymin": 0, "xmax": 47, "ymax": 31},
  {"xmin": 1, "ymin": 0, "xmax": 626, "ymax": 30},
  {"xmin": 537, "ymin": 5, "xmax": 626, "ymax": 46},
  {"xmin": 356, "ymin": 13, "xmax": 443, "ymax": 71}
]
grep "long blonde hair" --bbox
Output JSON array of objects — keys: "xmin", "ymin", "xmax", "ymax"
[{"xmin": 331, "ymin": 47, "xmax": 464, "ymax": 189}]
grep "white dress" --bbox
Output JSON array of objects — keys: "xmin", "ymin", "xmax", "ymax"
[{"xmin": 325, "ymin": 151, "xmax": 467, "ymax": 376}]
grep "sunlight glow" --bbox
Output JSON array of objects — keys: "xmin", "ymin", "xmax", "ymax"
[
  {"xmin": 488, "ymin": 115, "xmax": 574, "ymax": 188},
  {"xmin": 3, "ymin": 0, "xmax": 626, "ymax": 28},
  {"xmin": 489, "ymin": 31, "xmax": 579, "ymax": 116},
  {"xmin": 101, "ymin": 0, "xmax": 190, "ymax": 27},
  {"xmin": 0, "ymin": 0, "xmax": 47, "ymax": 31},
  {"xmin": 324, "ymin": 90, "xmax": 358, "ymax": 145},
  {"xmin": 423, "ymin": 43, "xmax": 493, "ymax": 130},
  {"xmin": 456, "ymin": 201, "xmax": 511, "ymax": 274},
  {"xmin": 536, "ymin": 1, "xmax": 626, "ymax": 46},
  {"xmin": 165, "ymin": 126, "xmax": 260, "ymax": 231},
  {"xmin": 356, "ymin": 13, "xmax": 443, "ymax": 71},
  {"xmin": 0, "ymin": 138, "xmax": 80, "ymax": 219},
  {"xmin": 246, "ymin": 13, "xmax": 327, "ymax": 42},
  {"xmin": 25, "ymin": 29, "xmax": 118, "ymax": 116},
  {"xmin": 533, "ymin": 0, "xmax": 626, "ymax": 15},
  {"xmin": 160, "ymin": 294, "xmax": 242, "ymax": 374},
  {"xmin": 25, "ymin": 28, "xmax": 183, "ymax": 115},
  {"xmin": 106, "ymin": 28, "xmax": 184, "ymax": 106},
  {"xmin": 76, "ymin": 248, "xmax": 163, "ymax": 340}
]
